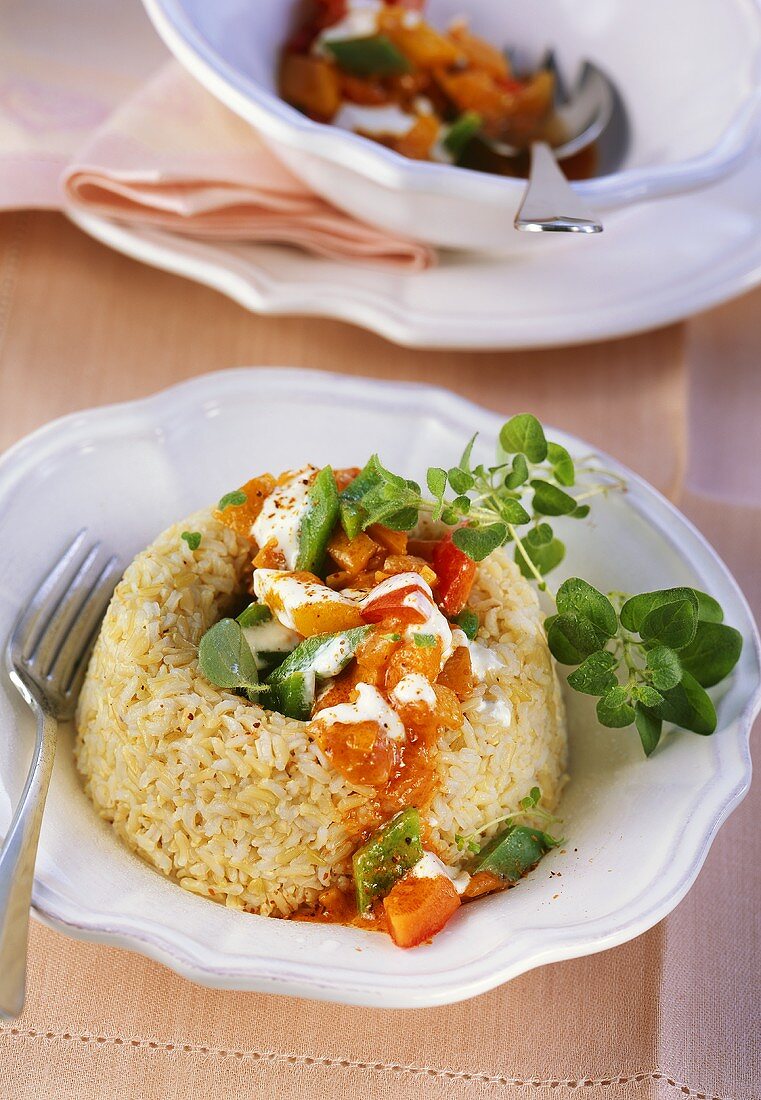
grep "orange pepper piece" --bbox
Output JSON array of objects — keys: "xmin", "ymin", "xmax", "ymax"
[
  {"xmin": 383, "ymin": 873, "xmax": 461, "ymax": 947},
  {"xmin": 215, "ymin": 474, "xmax": 276, "ymax": 539}
]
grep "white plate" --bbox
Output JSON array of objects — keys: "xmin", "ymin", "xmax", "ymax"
[
  {"xmin": 0, "ymin": 369, "xmax": 758, "ymax": 1007},
  {"xmin": 67, "ymin": 152, "xmax": 761, "ymax": 349}
]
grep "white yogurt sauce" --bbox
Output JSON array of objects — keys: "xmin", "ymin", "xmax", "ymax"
[
  {"xmin": 314, "ymin": 682, "xmax": 406, "ymax": 743},
  {"xmin": 242, "ymin": 619, "xmax": 301, "ymax": 668},
  {"xmin": 390, "ymin": 673, "xmax": 437, "ymax": 710},
  {"xmin": 333, "ymin": 103, "xmax": 416, "ymax": 138},
  {"xmin": 254, "ymin": 569, "xmax": 356, "ymax": 633},
  {"xmin": 251, "ymin": 466, "xmax": 316, "ymax": 569},
  {"xmin": 410, "ymin": 851, "xmax": 470, "ymax": 895},
  {"xmin": 361, "ymin": 573, "xmax": 453, "ymax": 662},
  {"xmin": 311, "ymin": 633, "xmax": 361, "ymax": 678},
  {"xmin": 475, "ymin": 697, "xmax": 513, "ymax": 726},
  {"xmin": 314, "ymin": 1, "xmax": 382, "ymax": 47}
]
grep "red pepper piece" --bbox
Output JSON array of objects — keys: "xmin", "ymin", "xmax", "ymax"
[
  {"xmin": 360, "ymin": 583, "xmax": 429, "ymax": 625},
  {"xmin": 432, "ymin": 532, "xmax": 477, "ymax": 616}
]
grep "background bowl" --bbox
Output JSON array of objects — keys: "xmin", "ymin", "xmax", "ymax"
[
  {"xmin": 0, "ymin": 368, "xmax": 758, "ymax": 1007},
  {"xmin": 143, "ymin": 0, "xmax": 761, "ymax": 251}
]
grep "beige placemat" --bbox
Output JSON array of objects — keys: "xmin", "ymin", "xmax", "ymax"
[{"xmin": 0, "ymin": 212, "xmax": 758, "ymax": 1100}]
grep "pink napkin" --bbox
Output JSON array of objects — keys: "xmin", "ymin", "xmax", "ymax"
[{"xmin": 62, "ymin": 63, "xmax": 434, "ymax": 271}]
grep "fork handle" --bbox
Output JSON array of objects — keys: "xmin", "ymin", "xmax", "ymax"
[
  {"xmin": 514, "ymin": 141, "xmax": 603, "ymax": 233},
  {"xmin": 0, "ymin": 704, "xmax": 57, "ymax": 1019}
]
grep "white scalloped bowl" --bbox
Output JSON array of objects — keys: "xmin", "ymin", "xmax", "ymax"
[
  {"xmin": 141, "ymin": 0, "xmax": 761, "ymax": 251},
  {"xmin": 0, "ymin": 369, "xmax": 758, "ymax": 1007}
]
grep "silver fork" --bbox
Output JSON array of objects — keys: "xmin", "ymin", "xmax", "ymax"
[{"xmin": 0, "ymin": 531, "xmax": 120, "ymax": 1019}]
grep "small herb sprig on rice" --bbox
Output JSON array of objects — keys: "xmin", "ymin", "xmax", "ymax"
[{"xmin": 343, "ymin": 414, "xmax": 743, "ymax": 757}]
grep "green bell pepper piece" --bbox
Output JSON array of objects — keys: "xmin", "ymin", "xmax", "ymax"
[
  {"xmin": 237, "ymin": 602, "xmax": 272, "ymax": 627},
  {"xmin": 471, "ymin": 824, "xmax": 558, "ymax": 882},
  {"xmin": 265, "ymin": 671, "xmax": 313, "ymax": 721},
  {"xmin": 352, "ymin": 808, "xmax": 423, "ymax": 913},
  {"xmin": 443, "ymin": 111, "xmax": 482, "ymax": 162},
  {"xmin": 325, "ymin": 35, "xmax": 410, "ymax": 77},
  {"xmin": 338, "ymin": 456, "xmax": 383, "ymax": 538},
  {"xmin": 295, "ymin": 465, "xmax": 340, "ymax": 575},
  {"xmin": 267, "ymin": 626, "xmax": 370, "ymax": 686}
]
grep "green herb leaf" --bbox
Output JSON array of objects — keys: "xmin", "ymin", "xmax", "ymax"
[
  {"xmin": 198, "ymin": 618, "xmax": 263, "ymax": 700},
  {"xmin": 619, "ymin": 588, "xmax": 698, "ymax": 633},
  {"xmin": 640, "ymin": 598, "xmax": 698, "ymax": 650},
  {"xmin": 339, "ymin": 455, "xmax": 383, "ymax": 538},
  {"xmin": 547, "ymin": 442, "xmax": 575, "ymax": 487},
  {"xmin": 218, "ymin": 489, "xmax": 247, "ymax": 511},
  {"xmin": 597, "ymin": 688, "xmax": 635, "ymax": 728},
  {"xmin": 654, "ymin": 670, "xmax": 717, "ymax": 735},
  {"xmin": 516, "ymin": 523, "xmax": 565, "ymax": 578},
  {"xmin": 566, "ymin": 650, "xmax": 619, "ymax": 696},
  {"xmin": 181, "ymin": 531, "xmax": 202, "ymax": 551},
  {"xmin": 630, "ymin": 683, "xmax": 664, "ymax": 707},
  {"xmin": 426, "ymin": 467, "xmax": 447, "ymax": 499},
  {"xmin": 571, "ymin": 504, "xmax": 590, "ymax": 519},
  {"xmin": 546, "ymin": 613, "xmax": 609, "ymax": 665},
  {"xmin": 693, "ymin": 590, "xmax": 724, "ymax": 624},
  {"xmin": 413, "ymin": 633, "xmax": 437, "ymax": 648},
  {"xmin": 519, "ymin": 786, "xmax": 541, "ymax": 811},
  {"xmin": 531, "ymin": 479, "xmax": 578, "ymax": 517},
  {"xmin": 499, "ymin": 414, "xmax": 548, "ymax": 463},
  {"xmin": 635, "ymin": 705, "xmax": 662, "ymax": 756},
  {"xmin": 556, "ymin": 578, "xmax": 618, "ymax": 639},
  {"xmin": 458, "ymin": 433, "xmax": 477, "ymax": 474},
  {"xmin": 645, "ymin": 646, "xmax": 682, "ymax": 691},
  {"xmin": 452, "ymin": 609, "xmax": 479, "ymax": 640},
  {"xmin": 448, "ymin": 466, "xmax": 474, "ymax": 494},
  {"xmin": 504, "ymin": 453, "xmax": 529, "ymax": 490},
  {"xmin": 677, "ymin": 621, "xmax": 743, "ymax": 688},
  {"xmin": 495, "ymin": 498, "xmax": 532, "ymax": 526},
  {"xmin": 452, "ymin": 522, "xmax": 508, "ymax": 562},
  {"xmin": 452, "ymin": 494, "xmax": 471, "ymax": 514}
]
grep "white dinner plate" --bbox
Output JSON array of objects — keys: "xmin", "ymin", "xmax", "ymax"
[
  {"xmin": 67, "ymin": 152, "xmax": 761, "ymax": 350},
  {"xmin": 0, "ymin": 368, "xmax": 758, "ymax": 1007}
]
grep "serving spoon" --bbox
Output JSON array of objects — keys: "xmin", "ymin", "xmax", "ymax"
[{"xmin": 501, "ymin": 57, "xmax": 627, "ymax": 233}]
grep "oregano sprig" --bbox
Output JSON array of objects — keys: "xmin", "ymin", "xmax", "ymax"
[
  {"xmin": 546, "ymin": 581, "xmax": 743, "ymax": 755},
  {"xmin": 340, "ymin": 413, "xmax": 625, "ymax": 588}
]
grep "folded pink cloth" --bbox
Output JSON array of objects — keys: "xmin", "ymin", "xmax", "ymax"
[{"xmin": 62, "ymin": 63, "xmax": 434, "ymax": 271}]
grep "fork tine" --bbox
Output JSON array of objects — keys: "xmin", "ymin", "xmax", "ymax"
[
  {"xmin": 34, "ymin": 543, "xmax": 105, "ymax": 679},
  {"xmin": 54, "ymin": 556, "xmax": 122, "ymax": 697},
  {"xmin": 9, "ymin": 530, "xmax": 89, "ymax": 664}
]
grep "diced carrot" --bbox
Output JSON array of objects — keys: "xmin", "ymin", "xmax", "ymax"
[
  {"xmin": 327, "ymin": 528, "xmax": 377, "ymax": 574},
  {"xmin": 367, "ymin": 525, "xmax": 408, "ymax": 555},
  {"xmin": 448, "ymin": 23, "xmax": 510, "ymax": 79},
  {"xmin": 292, "ymin": 600, "xmax": 364, "ymax": 636},
  {"xmin": 379, "ymin": 8, "xmax": 464, "ymax": 69},
  {"xmin": 252, "ymin": 538, "xmax": 287, "ymax": 569},
  {"xmin": 313, "ymin": 666, "xmax": 361, "ymax": 711},
  {"xmin": 437, "ymin": 646, "xmax": 474, "ymax": 700},
  {"xmin": 382, "ymin": 554, "xmax": 437, "ymax": 587},
  {"xmin": 215, "ymin": 474, "xmax": 276, "ymax": 538},
  {"xmin": 406, "ymin": 538, "xmax": 439, "ymax": 561},
  {"xmin": 431, "ymin": 683, "xmax": 464, "ymax": 729},
  {"xmin": 383, "ymin": 873, "xmax": 461, "ymax": 947},
  {"xmin": 355, "ymin": 624, "xmax": 403, "ymax": 685},
  {"xmin": 394, "ymin": 114, "xmax": 440, "ymax": 160},
  {"xmin": 333, "ymin": 466, "xmax": 361, "ymax": 492},
  {"xmin": 315, "ymin": 718, "xmax": 396, "ymax": 786},
  {"xmin": 280, "ymin": 54, "xmax": 341, "ymax": 120},
  {"xmin": 340, "ymin": 74, "xmax": 389, "ymax": 105},
  {"xmin": 461, "ymin": 870, "xmax": 503, "ymax": 900},
  {"xmin": 385, "ymin": 637, "xmax": 442, "ymax": 692},
  {"xmin": 435, "ymin": 67, "xmax": 506, "ymax": 123}
]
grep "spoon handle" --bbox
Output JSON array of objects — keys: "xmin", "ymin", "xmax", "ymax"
[{"xmin": 514, "ymin": 142, "xmax": 603, "ymax": 233}]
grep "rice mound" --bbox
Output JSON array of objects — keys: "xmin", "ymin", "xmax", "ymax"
[{"xmin": 75, "ymin": 510, "xmax": 567, "ymax": 916}]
